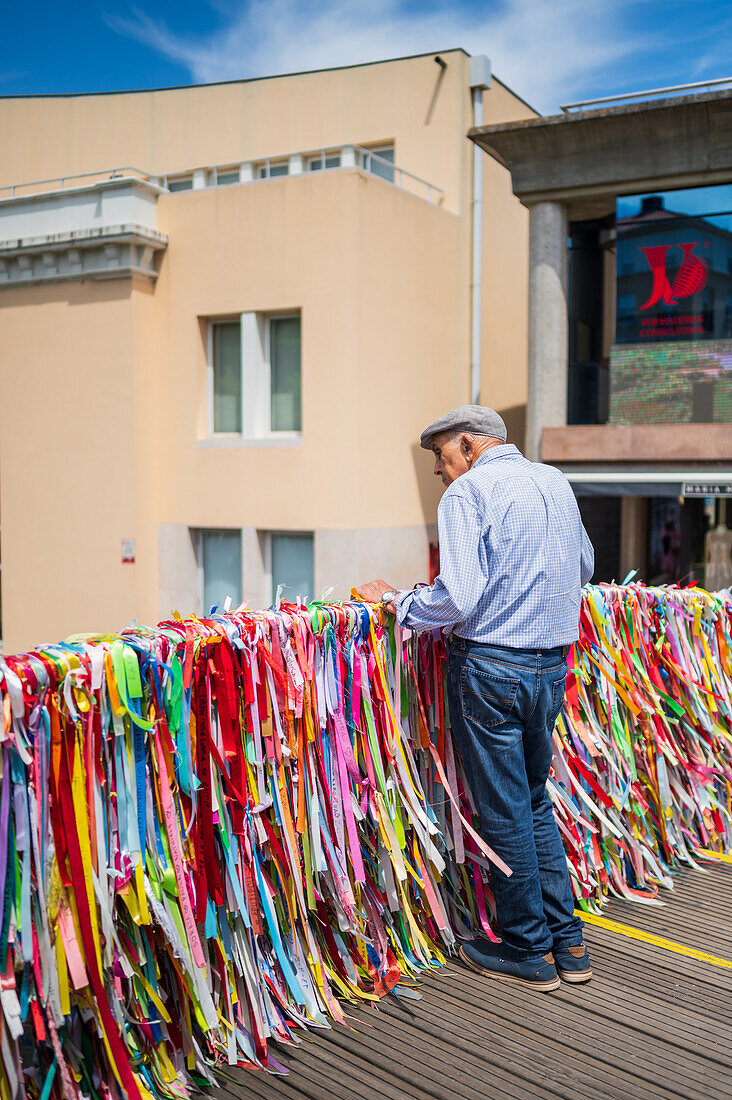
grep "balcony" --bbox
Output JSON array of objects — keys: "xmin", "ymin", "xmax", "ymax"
[
  {"xmin": 0, "ymin": 143, "xmax": 445, "ymax": 209},
  {"xmin": 0, "ymin": 146, "xmax": 444, "ymax": 289},
  {"xmin": 0, "ymin": 177, "xmax": 167, "ymax": 287}
]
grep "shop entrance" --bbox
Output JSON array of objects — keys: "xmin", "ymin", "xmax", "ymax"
[{"xmin": 578, "ymin": 493, "xmax": 719, "ymax": 587}]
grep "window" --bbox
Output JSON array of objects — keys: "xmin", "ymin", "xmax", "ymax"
[
  {"xmin": 360, "ymin": 145, "xmax": 394, "ymax": 183},
  {"xmin": 308, "ymin": 152, "xmax": 341, "ymax": 171},
  {"xmin": 209, "ymin": 312, "xmax": 301, "ymax": 437},
  {"xmin": 212, "ymin": 321, "xmax": 242, "ymax": 433},
  {"xmin": 167, "ymin": 176, "xmax": 194, "ymax": 191},
  {"xmin": 270, "ymin": 533, "xmax": 313, "ymax": 604},
  {"xmin": 215, "ymin": 167, "xmax": 240, "ymax": 186},
  {"xmin": 269, "ymin": 316, "xmax": 302, "ymax": 431},
  {"xmin": 198, "ymin": 530, "xmax": 242, "ymax": 613},
  {"xmin": 257, "ymin": 161, "xmax": 289, "ymax": 179}
]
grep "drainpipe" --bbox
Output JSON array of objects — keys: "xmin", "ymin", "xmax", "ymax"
[{"xmin": 469, "ymin": 55, "xmax": 491, "ymax": 404}]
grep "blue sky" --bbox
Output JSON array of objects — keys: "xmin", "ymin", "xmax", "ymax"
[{"xmin": 2, "ymin": 0, "xmax": 732, "ymax": 113}]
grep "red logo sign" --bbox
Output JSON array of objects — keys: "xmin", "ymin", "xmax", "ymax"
[{"xmin": 639, "ymin": 242, "xmax": 709, "ymax": 310}]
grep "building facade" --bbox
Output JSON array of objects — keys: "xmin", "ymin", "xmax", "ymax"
[
  {"xmin": 471, "ymin": 88, "xmax": 732, "ymax": 586},
  {"xmin": 0, "ymin": 51, "xmax": 534, "ymax": 652}
]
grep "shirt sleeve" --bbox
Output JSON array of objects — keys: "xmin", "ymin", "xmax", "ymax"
[
  {"xmin": 580, "ymin": 525, "xmax": 595, "ymax": 586},
  {"xmin": 398, "ymin": 492, "xmax": 485, "ymax": 634}
]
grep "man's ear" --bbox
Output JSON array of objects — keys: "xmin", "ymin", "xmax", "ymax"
[{"xmin": 461, "ymin": 434, "xmax": 473, "ymax": 458}]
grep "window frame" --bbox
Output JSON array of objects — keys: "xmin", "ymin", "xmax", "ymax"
[
  {"xmin": 263, "ymin": 312, "xmax": 302, "ymax": 435},
  {"xmin": 256, "ymin": 160, "xmax": 289, "ymax": 179},
  {"xmin": 206, "ymin": 311, "xmax": 302, "ymax": 441},
  {"xmin": 263, "ymin": 530, "xmax": 315, "ymax": 606},
  {"xmin": 167, "ymin": 175, "xmax": 194, "ymax": 192},
  {"xmin": 195, "ymin": 527, "xmax": 243, "ymax": 615},
  {"xmin": 215, "ymin": 166, "xmax": 240, "ymax": 186},
  {"xmin": 207, "ymin": 316, "xmax": 242, "ymax": 437},
  {"xmin": 359, "ymin": 144, "xmax": 395, "ymax": 182},
  {"xmin": 307, "ymin": 151, "xmax": 342, "ymax": 172}
]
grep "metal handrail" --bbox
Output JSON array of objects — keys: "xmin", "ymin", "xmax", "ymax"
[
  {"xmin": 352, "ymin": 145, "xmax": 443, "ymax": 203},
  {"xmin": 0, "ymin": 166, "xmax": 152, "ymax": 198},
  {"xmin": 1, "ymin": 143, "xmax": 444, "ymax": 205},
  {"xmin": 561, "ymin": 76, "xmax": 732, "ymax": 113}
]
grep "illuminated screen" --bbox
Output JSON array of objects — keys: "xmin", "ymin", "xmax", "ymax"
[{"xmin": 610, "ymin": 184, "xmax": 732, "ymax": 424}]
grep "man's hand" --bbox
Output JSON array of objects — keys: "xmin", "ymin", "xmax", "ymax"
[{"xmin": 354, "ymin": 579, "xmax": 398, "ymax": 614}]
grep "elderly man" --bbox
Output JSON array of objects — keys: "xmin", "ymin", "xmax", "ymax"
[{"xmin": 358, "ymin": 405, "xmax": 594, "ymax": 992}]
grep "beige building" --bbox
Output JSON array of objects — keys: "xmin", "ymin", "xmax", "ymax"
[{"xmin": 0, "ymin": 50, "xmax": 534, "ymax": 653}]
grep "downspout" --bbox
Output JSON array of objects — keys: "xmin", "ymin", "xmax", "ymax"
[{"xmin": 469, "ymin": 56, "xmax": 491, "ymax": 405}]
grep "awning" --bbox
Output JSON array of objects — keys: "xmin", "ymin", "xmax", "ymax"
[{"xmin": 564, "ymin": 469, "xmax": 732, "ymax": 498}]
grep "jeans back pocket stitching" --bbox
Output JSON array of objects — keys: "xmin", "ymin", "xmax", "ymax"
[{"xmin": 460, "ymin": 668, "xmax": 520, "ymax": 727}]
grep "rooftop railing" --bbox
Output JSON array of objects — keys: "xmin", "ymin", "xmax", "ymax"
[
  {"xmin": 0, "ymin": 143, "xmax": 444, "ymax": 206},
  {"xmin": 561, "ymin": 76, "xmax": 732, "ymax": 113},
  {"xmin": 0, "ymin": 166, "xmax": 152, "ymax": 199}
]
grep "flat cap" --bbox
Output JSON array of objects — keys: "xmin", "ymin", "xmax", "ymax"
[{"xmin": 420, "ymin": 405, "xmax": 507, "ymax": 450}]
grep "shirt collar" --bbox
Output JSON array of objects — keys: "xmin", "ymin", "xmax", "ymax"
[{"xmin": 472, "ymin": 444, "xmax": 520, "ymax": 469}]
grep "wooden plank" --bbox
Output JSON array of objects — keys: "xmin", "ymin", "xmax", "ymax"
[
  {"xmin": 431, "ymin": 967, "xmax": 693, "ymax": 1099},
  {"xmin": 209, "ymin": 864, "xmax": 732, "ymax": 1100}
]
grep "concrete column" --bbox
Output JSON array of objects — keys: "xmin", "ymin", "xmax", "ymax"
[
  {"xmin": 341, "ymin": 145, "xmax": 357, "ymax": 169},
  {"xmin": 620, "ymin": 496, "xmax": 647, "ymax": 582},
  {"xmin": 157, "ymin": 525, "xmax": 199, "ymax": 619},
  {"xmin": 289, "ymin": 154, "xmax": 304, "ymax": 176},
  {"xmin": 240, "ymin": 162, "xmax": 254, "ymax": 183},
  {"xmin": 242, "ymin": 527, "xmax": 268, "ymax": 609},
  {"xmin": 192, "ymin": 168, "xmax": 207, "ymax": 190},
  {"xmin": 526, "ymin": 201, "xmax": 569, "ymax": 462}
]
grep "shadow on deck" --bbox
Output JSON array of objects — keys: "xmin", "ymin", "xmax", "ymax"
[{"xmin": 214, "ymin": 862, "xmax": 732, "ymax": 1100}]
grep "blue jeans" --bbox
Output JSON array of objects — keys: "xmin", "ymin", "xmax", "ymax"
[{"xmin": 447, "ymin": 638, "xmax": 583, "ymax": 959}]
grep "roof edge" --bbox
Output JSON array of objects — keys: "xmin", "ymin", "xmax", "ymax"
[
  {"xmin": 0, "ymin": 48, "xmax": 470, "ymax": 101},
  {"xmin": 490, "ymin": 75, "xmax": 541, "ymax": 119}
]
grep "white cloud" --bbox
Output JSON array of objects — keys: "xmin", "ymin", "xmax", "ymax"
[{"xmin": 106, "ymin": 0, "xmax": 646, "ymax": 112}]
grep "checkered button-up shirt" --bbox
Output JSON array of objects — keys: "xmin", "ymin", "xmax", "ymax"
[{"xmin": 397, "ymin": 444, "xmax": 594, "ymax": 647}]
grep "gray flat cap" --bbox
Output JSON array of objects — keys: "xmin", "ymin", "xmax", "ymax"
[{"xmin": 420, "ymin": 405, "xmax": 507, "ymax": 449}]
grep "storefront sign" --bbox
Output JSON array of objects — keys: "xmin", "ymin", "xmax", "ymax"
[
  {"xmin": 681, "ymin": 481, "xmax": 732, "ymax": 497},
  {"xmin": 616, "ymin": 185, "xmax": 732, "ymax": 345}
]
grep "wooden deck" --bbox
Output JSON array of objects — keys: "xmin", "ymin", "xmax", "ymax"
[{"xmin": 213, "ymin": 861, "xmax": 732, "ymax": 1100}]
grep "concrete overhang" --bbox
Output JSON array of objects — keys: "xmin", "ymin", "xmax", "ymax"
[
  {"xmin": 541, "ymin": 424, "xmax": 732, "ymax": 465},
  {"xmin": 469, "ymin": 89, "xmax": 732, "ymax": 211}
]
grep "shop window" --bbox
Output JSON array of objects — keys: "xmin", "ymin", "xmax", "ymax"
[
  {"xmin": 269, "ymin": 533, "xmax": 314, "ymax": 604},
  {"xmin": 649, "ymin": 499, "xmax": 681, "ymax": 582},
  {"xmin": 577, "ymin": 497, "xmax": 621, "ymax": 583},
  {"xmin": 197, "ymin": 529, "xmax": 242, "ymax": 613}
]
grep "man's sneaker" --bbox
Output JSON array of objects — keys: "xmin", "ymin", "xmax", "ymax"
[
  {"xmin": 553, "ymin": 943, "xmax": 593, "ymax": 983},
  {"xmin": 458, "ymin": 939, "xmax": 560, "ymax": 992}
]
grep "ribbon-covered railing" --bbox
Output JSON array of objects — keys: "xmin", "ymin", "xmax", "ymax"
[{"xmin": 0, "ymin": 583, "xmax": 730, "ymax": 1100}]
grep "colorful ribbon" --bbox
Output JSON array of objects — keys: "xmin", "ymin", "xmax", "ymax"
[{"xmin": 0, "ymin": 583, "xmax": 729, "ymax": 1098}]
